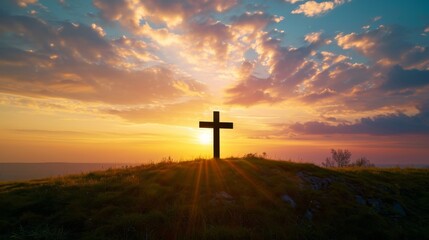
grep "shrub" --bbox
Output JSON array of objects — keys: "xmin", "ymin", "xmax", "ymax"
[
  {"xmin": 322, "ymin": 149, "xmax": 373, "ymax": 168},
  {"xmin": 351, "ymin": 157, "xmax": 374, "ymax": 167},
  {"xmin": 322, "ymin": 149, "xmax": 352, "ymax": 167}
]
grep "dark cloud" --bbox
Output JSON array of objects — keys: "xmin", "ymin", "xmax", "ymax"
[
  {"xmin": 289, "ymin": 108, "xmax": 429, "ymax": 135},
  {"xmin": 381, "ymin": 65, "xmax": 429, "ymax": 90}
]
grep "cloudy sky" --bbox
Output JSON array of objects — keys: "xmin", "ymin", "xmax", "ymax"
[{"xmin": 1, "ymin": 0, "xmax": 428, "ymax": 164}]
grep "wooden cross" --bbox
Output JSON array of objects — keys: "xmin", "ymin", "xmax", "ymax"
[{"xmin": 199, "ymin": 111, "xmax": 233, "ymax": 159}]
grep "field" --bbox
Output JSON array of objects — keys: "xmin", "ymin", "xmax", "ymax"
[{"xmin": 1, "ymin": 156, "xmax": 428, "ymax": 239}]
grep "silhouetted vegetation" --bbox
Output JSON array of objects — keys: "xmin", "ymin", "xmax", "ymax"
[
  {"xmin": 351, "ymin": 157, "xmax": 374, "ymax": 167},
  {"xmin": 323, "ymin": 149, "xmax": 374, "ymax": 168},
  {"xmin": 0, "ymin": 157, "xmax": 427, "ymax": 240}
]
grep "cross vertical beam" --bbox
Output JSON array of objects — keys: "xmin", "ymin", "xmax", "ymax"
[
  {"xmin": 213, "ymin": 111, "xmax": 220, "ymax": 159},
  {"xmin": 199, "ymin": 111, "xmax": 233, "ymax": 159}
]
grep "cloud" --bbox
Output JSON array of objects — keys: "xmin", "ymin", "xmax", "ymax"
[
  {"xmin": 336, "ymin": 25, "xmax": 429, "ymax": 69},
  {"xmin": 292, "ymin": 0, "xmax": 347, "ymax": 17},
  {"xmin": 15, "ymin": 0, "xmax": 37, "ymax": 8},
  {"xmin": 284, "ymin": 0, "xmax": 304, "ymax": 3},
  {"xmin": 226, "ymin": 32, "xmax": 325, "ymax": 105},
  {"xmin": 299, "ymin": 88, "xmax": 336, "ymax": 103},
  {"xmin": 225, "ymin": 22, "xmax": 429, "ymax": 126},
  {"xmin": 93, "ymin": 0, "xmax": 285, "ymax": 66},
  {"xmin": 226, "ymin": 75, "xmax": 279, "ymax": 106},
  {"xmin": 91, "ymin": 0, "xmax": 241, "ymax": 63},
  {"xmin": 0, "ymin": 13, "xmax": 206, "ymax": 105},
  {"xmin": 93, "ymin": 0, "xmax": 238, "ymax": 30},
  {"xmin": 232, "ymin": 11, "xmax": 284, "ymax": 29},
  {"xmin": 289, "ymin": 107, "xmax": 429, "ymax": 135},
  {"xmin": 310, "ymin": 59, "xmax": 373, "ymax": 93},
  {"xmin": 93, "ymin": 0, "xmax": 289, "ymax": 74},
  {"xmin": 104, "ymin": 100, "xmax": 209, "ymax": 124},
  {"xmin": 304, "ymin": 31, "xmax": 323, "ymax": 43},
  {"xmin": 381, "ymin": 65, "xmax": 429, "ymax": 90},
  {"xmin": 185, "ymin": 19, "xmax": 233, "ymax": 62},
  {"xmin": 181, "ymin": 11, "xmax": 284, "ymax": 63}
]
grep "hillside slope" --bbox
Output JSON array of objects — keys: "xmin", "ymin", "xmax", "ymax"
[{"xmin": 1, "ymin": 157, "xmax": 428, "ymax": 240}]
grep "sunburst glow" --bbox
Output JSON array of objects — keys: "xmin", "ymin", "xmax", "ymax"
[{"xmin": 198, "ymin": 132, "xmax": 211, "ymax": 145}]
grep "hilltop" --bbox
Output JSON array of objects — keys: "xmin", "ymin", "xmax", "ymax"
[{"xmin": 0, "ymin": 157, "xmax": 428, "ymax": 240}]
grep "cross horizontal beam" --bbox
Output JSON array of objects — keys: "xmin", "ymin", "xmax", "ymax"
[{"xmin": 199, "ymin": 122, "xmax": 233, "ymax": 129}]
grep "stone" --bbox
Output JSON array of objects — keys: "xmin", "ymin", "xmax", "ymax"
[
  {"xmin": 367, "ymin": 198, "xmax": 382, "ymax": 212},
  {"xmin": 355, "ymin": 195, "xmax": 366, "ymax": 205},
  {"xmin": 297, "ymin": 171, "xmax": 333, "ymax": 190},
  {"xmin": 392, "ymin": 202, "xmax": 406, "ymax": 217},
  {"xmin": 304, "ymin": 209, "xmax": 313, "ymax": 221},
  {"xmin": 281, "ymin": 194, "xmax": 296, "ymax": 208}
]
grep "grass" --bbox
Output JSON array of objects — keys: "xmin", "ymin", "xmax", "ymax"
[{"xmin": 0, "ymin": 156, "xmax": 428, "ymax": 239}]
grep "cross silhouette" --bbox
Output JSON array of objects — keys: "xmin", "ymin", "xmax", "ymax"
[{"xmin": 199, "ymin": 111, "xmax": 233, "ymax": 159}]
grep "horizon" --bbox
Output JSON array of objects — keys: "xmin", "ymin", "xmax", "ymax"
[{"xmin": 1, "ymin": 0, "xmax": 429, "ymax": 165}]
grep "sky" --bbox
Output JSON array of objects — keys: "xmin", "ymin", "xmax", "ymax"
[{"xmin": 0, "ymin": 0, "xmax": 428, "ymax": 165}]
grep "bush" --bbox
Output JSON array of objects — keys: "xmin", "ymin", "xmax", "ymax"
[
  {"xmin": 322, "ymin": 149, "xmax": 373, "ymax": 168},
  {"xmin": 351, "ymin": 157, "xmax": 374, "ymax": 167},
  {"xmin": 322, "ymin": 149, "xmax": 351, "ymax": 167}
]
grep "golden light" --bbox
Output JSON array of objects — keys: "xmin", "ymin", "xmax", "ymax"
[{"xmin": 198, "ymin": 132, "xmax": 211, "ymax": 145}]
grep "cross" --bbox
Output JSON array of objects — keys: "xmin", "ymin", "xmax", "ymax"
[{"xmin": 199, "ymin": 111, "xmax": 233, "ymax": 159}]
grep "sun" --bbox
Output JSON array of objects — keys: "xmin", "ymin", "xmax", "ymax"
[{"xmin": 198, "ymin": 132, "xmax": 211, "ymax": 145}]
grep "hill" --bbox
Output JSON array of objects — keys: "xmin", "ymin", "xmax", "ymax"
[{"xmin": 0, "ymin": 157, "xmax": 428, "ymax": 240}]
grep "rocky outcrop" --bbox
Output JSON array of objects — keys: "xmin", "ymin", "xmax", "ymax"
[{"xmin": 297, "ymin": 171, "xmax": 334, "ymax": 190}]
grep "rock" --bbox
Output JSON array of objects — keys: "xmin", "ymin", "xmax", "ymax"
[
  {"xmin": 304, "ymin": 209, "xmax": 313, "ymax": 221},
  {"xmin": 355, "ymin": 195, "xmax": 366, "ymax": 205},
  {"xmin": 367, "ymin": 198, "xmax": 382, "ymax": 212},
  {"xmin": 281, "ymin": 194, "xmax": 296, "ymax": 208},
  {"xmin": 392, "ymin": 202, "xmax": 406, "ymax": 217},
  {"xmin": 297, "ymin": 171, "xmax": 333, "ymax": 190}
]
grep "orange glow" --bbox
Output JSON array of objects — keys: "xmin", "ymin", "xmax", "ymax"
[{"xmin": 198, "ymin": 131, "xmax": 211, "ymax": 145}]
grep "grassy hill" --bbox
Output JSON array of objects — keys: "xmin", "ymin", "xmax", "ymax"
[{"xmin": 0, "ymin": 157, "xmax": 428, "ymax": 240}]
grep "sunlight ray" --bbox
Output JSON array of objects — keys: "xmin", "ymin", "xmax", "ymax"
[
  {"xmin": 223, "ymin": 159, "xmax": 279, "ymax": 206},
  {"xmin": 186, "ymin": 160, "xmax": 203, "ymax": 236}
]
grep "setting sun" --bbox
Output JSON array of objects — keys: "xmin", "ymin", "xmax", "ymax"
[{"xmin": 198, "ymin": 132, "xmax": 211, "ymax": 145}]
